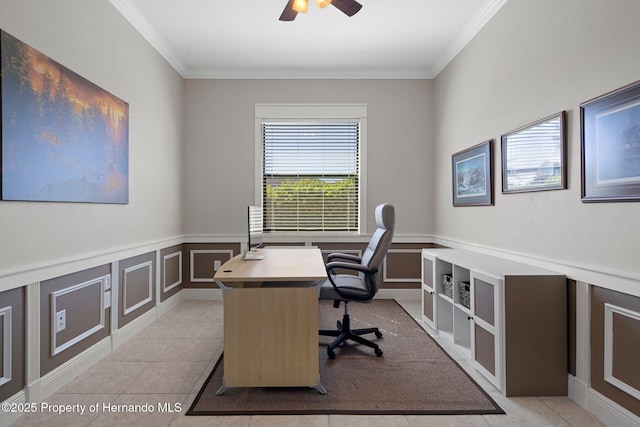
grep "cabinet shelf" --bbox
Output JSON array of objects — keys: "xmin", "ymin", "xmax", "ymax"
[
  {"xmin": 438, "ymin": 293, "xmax": 453, "ymax": 304},
  {"xmin": 454, "ymin": 303, "xmax": 471, "ymax": 315},
  {"xmin": 421, "ymin": 248, "xmax": 567, "ymax": 397}
]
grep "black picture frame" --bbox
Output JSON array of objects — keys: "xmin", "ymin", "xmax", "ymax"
[
  {"xmin": 452, "ymin": 140, "xmax": 493, "ymax": 206},
  {"xmin": 501, "ymin": 111, "xmax": 567, "ymax": 194},
  {"xmin": 581, "ymin": 80, "xmax": 640, "ymax": 202}
]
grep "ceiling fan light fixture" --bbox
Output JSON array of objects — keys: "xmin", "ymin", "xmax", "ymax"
[
  {"xmin": 292, "ymin": 0, "xmax": 309, "ymax": 13},
  {"xmin": 316, "ymin": 0, "xmax": 332, "ymax": 8}
]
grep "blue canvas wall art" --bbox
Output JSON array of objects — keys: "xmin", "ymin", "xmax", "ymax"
[{"xmin": 1, "ymin": 29, "xmax": 129, "ymax": 204}]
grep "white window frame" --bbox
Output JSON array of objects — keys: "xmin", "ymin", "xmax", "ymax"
[{"xmin": 255, "ymin": 104, "xmax": 367, "ymax": 235}]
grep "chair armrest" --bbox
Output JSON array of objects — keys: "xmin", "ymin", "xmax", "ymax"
[
  {"xmin": 326, "ymin": 261, "xmax": 378, "ymax": 276},
  {"xmin": 325, "ymin": 261, "xmax": 379, "ymax": 301},
  {"xmin": 327, "ymin": 252, "xmax": 362, "ymax": 263}
]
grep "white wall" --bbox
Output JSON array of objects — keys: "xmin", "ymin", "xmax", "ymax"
[
  {"xmin": 433, "ymin": 0, "xmax": 640, "ymax": 285},
  {"xmin": 183, "ymin": 79, "xmax": 433, "ymax": 237},
  {"xmin": 0, "ymin": 0, "xmax": 184, "ymax": 288}
]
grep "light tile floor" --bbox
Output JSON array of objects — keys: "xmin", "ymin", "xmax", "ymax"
[{"xmin": 10, "ymin": 299, "xmax": 607, "ymax": 427}]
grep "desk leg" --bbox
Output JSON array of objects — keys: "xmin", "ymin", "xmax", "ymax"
[
  {"xmin": 215, "ymin": 378, "xmax": 227, "ymax": 396},
  {"xmin": 313, "ymin": 376, "xmax": 327, "ymax": 395}
]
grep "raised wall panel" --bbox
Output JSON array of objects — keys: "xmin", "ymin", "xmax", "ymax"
[
  {"xmin": 0, "ymin": 287, "xmax": 25, "ymax": 402},
  {"xmin": 184, "ymin": 243, "xmax": 240, "ymax": 288},
  {"xmin": 122, "ymin": 261, "xmax": 153, "ymax": 316},
  {"xmin": 163, "ymin": 251, "xmax": 182, "ymax": 293},
  {"xmin": 0, "ymin": 306, "xmax": 12, "ymax": 386},
  {"xmin": 568, "ymin": 279, "xmax": 577, "ymax": 377},
  {"xmin": 50, "ymin": 277, "xmax": 106, "ymax": 356},
  {"xmin": 591, "ymin": 286, "xmax": 640, "ymax": 417},
  {"xmin": 604, "ymin": 304, "xmax": 640, "ymax": 400},
  {"xmin": 118, "ymin": 252, "xmax": 156, "ymax": 328},
  {"xmin": 190, "ymin": 250, "xmax": 233, "ymax": 283},
  {"xmin": 384, "ymin": 249, "xmax": 421, "ymax": 284},
  {"xmin": 160, "ymin": 245, "xmax": 184, "ymax": 302},
  {"xmin": 383, "ymin": 243, "xmax": 440, "ymax": 289},
  {"xmin": 40, "ymin": 265, "xmax": 110, "ymax": 376}
]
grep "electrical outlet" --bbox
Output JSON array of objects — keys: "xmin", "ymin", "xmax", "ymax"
[
  {"xmin": 104, "ymin": 290, "xmax": 111, "ymax": 309},
  {"xmin": 56, "ymin": 310, "xmax": 66, "ymax": 332},
  {"xmin": 214, "ymin": 260, "xmax": 221, "ymax": 271}
]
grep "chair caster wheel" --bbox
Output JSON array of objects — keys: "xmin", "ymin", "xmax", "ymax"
[
  {"xmin": 337, "ymin": 321, "xmax": 342, "ymax": 329},
  {"xmin": 327, "ymin": 349, "xmax": 336, "ymax": 359},
  {"xmin": 375, "ymin": 331, "xmax": 383, "ymax": 338},
  {"xmin": 375, "ymin": 348, "xmax": 383, "ymax": 357}
]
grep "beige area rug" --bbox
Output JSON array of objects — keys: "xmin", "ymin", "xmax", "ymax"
[{"xmin": 187, "ymin": 299, "xmax": 504, "ymax": 416}]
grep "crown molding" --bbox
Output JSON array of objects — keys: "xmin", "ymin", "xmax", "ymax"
[
  {"xmin": 109, "ymin": 0, "xmax": 187, "ymax": 77},
  {"xmin": 184, "ymin": 67, "xmax": 432, "ymax": 80},
  {"xmin": 429, "ymin": 0, "xmax": 509, "ymax": 78}
]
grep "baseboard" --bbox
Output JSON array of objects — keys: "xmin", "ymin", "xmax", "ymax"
[
  {"xmin": 588, "ymin": 388, "xmax": 640, "ymax": 427},
  {"xmin": 111, "ymin": 308, "xmax": 159, "ymax": 350},
  {"xmin": 568, "ymin": 374, "xmax": 589, "ymax": 409},
  {"xmin": 0, "ymin": 390, "xmax": 28, "ymax": 426},
  {"xmin": 38, "ymin": 337, "xmax": 111, "ymax": 401},
  {"xmin": 181, "ymin": 288, "xmax": 223, "ymax": 300},
  {"xmin": 156, "ymin": 290, "xmax": 186, "ymax": 317}
]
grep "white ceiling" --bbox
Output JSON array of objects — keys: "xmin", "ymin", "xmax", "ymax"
[{"xmin": 109, "ymin": 0, "xmax": 507, "ymax": 79}]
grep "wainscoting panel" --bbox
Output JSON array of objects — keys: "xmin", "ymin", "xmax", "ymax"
[
  {"xmin": 161, "ymin": 245, "xmax": 183, "ymax": 302},
  {"xmin": 40, "ymin": 265, "xmax": 110, "ymax": 376},
  {"xmin": 603, "ymin": 303, "xmax": 640, "ymax": 400},
  {"xmin": 184, "ymin": 243, "xmax": 240, "ymax": 288},
  {"xmin": 50, "ymin": 276, "xmax": 106, "ymax": 356},
  {"xmin": 384, "ymin": 245, "xmax": 422, "ymax": 288},
  {"xmin": 568, "ymin": 279, "xmax": 577, "ymax": 377},
  {"xmin": 591, "ymin": 286, "xmax": 640, "ymax": 417},
  {"xmin": 118, "ymin": 252, "xmax": 156, "ymax": 328},
  {"xmin": 0, "ymin": 306, "xmax": 12, "ymax": 387},
  {"xmin": 123, "ymin": 261, "xmax": 153, "ymax": 316},
  {"xmin": 0, "ymin": 286, "xmax": 25, "ymax": 402}
]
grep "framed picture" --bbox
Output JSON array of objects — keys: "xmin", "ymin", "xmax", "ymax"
[
  {"xmin": 581, "ymin": 80, "xmax": 640, "ymax": 202},
  {"xmin": 1, "ymin": 29, "xmax": 129, "ymax": 204},
  {"xmin": 452, "ymin": 140, "xmax": 493, "ymax": 206},
  {"xmin": 501, "ymin": 111, "xmax": 567, "ymax": 193}
]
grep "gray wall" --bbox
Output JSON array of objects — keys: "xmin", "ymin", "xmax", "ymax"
[
  {"xmin": 183, "ymin": 79, "xmax": 434, "ymax": 237},
  {"xmin": 433, "ymin": 0, "xmax": 640, "ymax": 278},
  {"xmin": 0, "ymin": 0, "xmax": 184, "ymax": 281}
]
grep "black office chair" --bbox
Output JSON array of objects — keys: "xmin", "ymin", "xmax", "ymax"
[{"xmin": 319, "ymin": 203, "xmax": 395, "ymax": 359}]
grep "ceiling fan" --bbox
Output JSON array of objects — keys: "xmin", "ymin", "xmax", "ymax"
[{"xmin": 279, "ymin": 0, "xmax": 363, "ymax": 21}]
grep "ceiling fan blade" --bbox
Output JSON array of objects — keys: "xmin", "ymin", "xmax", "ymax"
[
  {"xmin": 331, "ymin": 0, "xmax": 362, "ymax": 17},
  {"xmin": 279, "ymin": 0, "xmax": 298, "ymax": 21}
]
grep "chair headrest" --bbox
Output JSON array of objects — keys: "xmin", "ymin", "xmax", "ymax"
[{"xmin": 375, "ymin": 203, "xmax": 395, "ymax": 231}]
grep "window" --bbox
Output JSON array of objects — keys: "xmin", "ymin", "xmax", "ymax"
[{"xmin": 255, "ymin": 104, "xmax": 367, "ymax": 233}]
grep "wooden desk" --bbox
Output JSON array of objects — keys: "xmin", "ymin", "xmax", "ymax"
[{"xmin": 213, "ymin": 247, "xmax": 328, "ymax": 395}]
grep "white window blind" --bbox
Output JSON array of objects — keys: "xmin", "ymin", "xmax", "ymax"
[{"xmin": 262, "ymin": 121, "xmax": 359, "ymax": 232}]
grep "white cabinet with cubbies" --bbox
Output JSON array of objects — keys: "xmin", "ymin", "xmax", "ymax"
[{"xmin": 421, "ymin": 248, "xmax": 567, "ymax": 397}]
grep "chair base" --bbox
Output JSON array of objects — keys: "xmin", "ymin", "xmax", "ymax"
[{"xmin": 319, "ymin": 306, "xmax": 383, "ymax": 359}]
